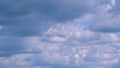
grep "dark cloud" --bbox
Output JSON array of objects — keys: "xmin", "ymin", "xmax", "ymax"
[
  {"xmin": 1, "ymin": 0, "xmax": 120, "ymax": 68},
  {"xmin": 0, "ymin": 37, "xmax": 26, "ymax": 57},
  {"xmin": 0, "ymin": 0, "xmax": 30, "ymax": 17},
  {"xmin": 109, "ymin": 0, "xmax": 120, "ymax": 15},
  {"xmin": 0, "ymin": 36, "xmax": 42, "ymax": 57},
  {"xmin": 0, "ymin": 37, "xmax": 24, "ymax": 51},
  {"xmin": 30, "ymin": 0, "xmax": 95, "ymax": 21},
  {"xmin": 0, "ymin": 0, "xmax": 96, "ymax": 36}
]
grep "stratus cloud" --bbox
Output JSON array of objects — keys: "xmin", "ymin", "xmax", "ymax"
[
  {"xmin": 0, "ymin": 36, "xmax": 25, "ymax": 57},
  {"xmin": 0, "ymin": 0, "xmax": 96, "ymax": 37},
  {"xmin": 0, "ymin": 36, "xmax": 42, "ymax": 57}
]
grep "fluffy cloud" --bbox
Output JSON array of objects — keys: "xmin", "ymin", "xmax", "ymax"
[
  {"xmin": 43, "ymin": 23, "xmax": 99, "ymax": 43},
  {"xmin": 0, "ymin": 23, "xmax": 120, "ymax": 68},
  {"xmin": 29, "ymin": 23, "xmax": 120, "ymax": 67}
]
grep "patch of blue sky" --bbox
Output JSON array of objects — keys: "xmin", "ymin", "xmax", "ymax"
[
  {"xmin": 96, "ymin": 0, "xmax": 105, "ymax": 4},
  {"xmin": 74, "ymin": 21, "xmax": 92, "ymax": 27}
]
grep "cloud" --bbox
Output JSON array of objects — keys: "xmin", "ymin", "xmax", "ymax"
[
  {"xmin": 109, "ymin": 0, "xmax": 120, "ymax": 15},
  {"xmin": 0, "ymin": 23, "xmax": 119, "ymax": 68},
  {"xmin": 1, "ymin": 0, "xmax": 120, "ymax": 68},
  {"xmin": 0, "ymin": 0, "xmax": 96, "ymax": 37},
  {"xmin": 0, "ymin": 36, "xmax": 42, "ymax": 57},
  {"xmin": 90, "ymin": 0, "xmax": 120, "ymax": 32},
  {"xmin": 0, "ymin": 36, "xmax": 24, "ymax": 51},
  {"xmin": 43, "ymin": 23, "xmax": 100, "ymax": 43},
  {"xmin": 27, "ymin": 23, "xmax": 120, "ymax": 68},
  {"xmin": 0, "ymin": 0, "xmax": 30, "ymax": 17}
]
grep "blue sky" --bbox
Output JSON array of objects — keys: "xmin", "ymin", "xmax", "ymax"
[{"xmin": 0, "ymin": 0, "xmax": 120, "ymax": 68}]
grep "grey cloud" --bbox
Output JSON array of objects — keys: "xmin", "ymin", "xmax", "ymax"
[
  {"xmin": 0, "ymin": 23, "xmax": 120, "ymax": 68},
  {"xmin": 0, "ymin": 37, "xmax": 24, "ymax": 51},
  {"xmin": 1, "ymin": 0, "xmax": 120, "ymax": 68},
  {"xmin": 0, "ymin": 36, "xmax": 43, "ymax": 57},
  {"xmin": 90, "ymin": 0, "xmax": 120, "ymax": 32},
  {"xmin": 0, "ymin": 36, "xmax": 26, "ymax": 57},
  {"xmin": 0, "ymin": 0, "xmax": 30, "ymax": 17},
  {"xmin": 16, "ymin": 23, "xmax": 119, "ymax": 68},
  {"xmin": 0, "ymin": 0, "xmax": 96, "ymax": 36},
  {"xmin": 30, "ymin": 0, "xmax": 95, "ymax": 21},
  {"xmin": 109, "ymin": 0, "xmax": 120, "ymax": 15},
  {"xmin": 90, "ymin": 12, "xmax": 120, "ymax": 32}
]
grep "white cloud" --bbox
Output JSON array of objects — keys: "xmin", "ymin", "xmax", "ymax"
[{"xmin": 9, "ymin": 23, "xmax": 119, "ymax": 68}]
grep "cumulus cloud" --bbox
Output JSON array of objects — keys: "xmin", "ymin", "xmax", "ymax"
[
  {"xmin": 0, "ymin": 23, "xmax": 120, "ymax": 68},
  {"xmin": 43, "ymin": 23, "xmax": 100, "ymax": 43},
  {"xmin": 30, "ymin": 23, "xmax": 120, "ymax": 67}
]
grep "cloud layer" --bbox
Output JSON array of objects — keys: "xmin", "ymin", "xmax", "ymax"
[
  {"xmin": 1, "ymin": 0, "xmax": 120, "ymax": 68},
  {"xmin": 0, "ymin": 0, "xmax": 96, "ymax": 37}
]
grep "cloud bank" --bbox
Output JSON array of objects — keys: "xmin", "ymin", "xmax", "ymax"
[{"xmin": 1, "ymin": 0, "xmax": 120, "ymax": 68}]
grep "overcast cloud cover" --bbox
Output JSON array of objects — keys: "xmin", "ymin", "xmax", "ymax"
[{"xmin": 1, "ymin": 0, "xmax": 120, "ymax": 68}]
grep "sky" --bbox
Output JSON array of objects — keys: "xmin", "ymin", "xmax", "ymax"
[{"xmin": 0, "ymin": 0, "xmax": 120, "ymax": 68}]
